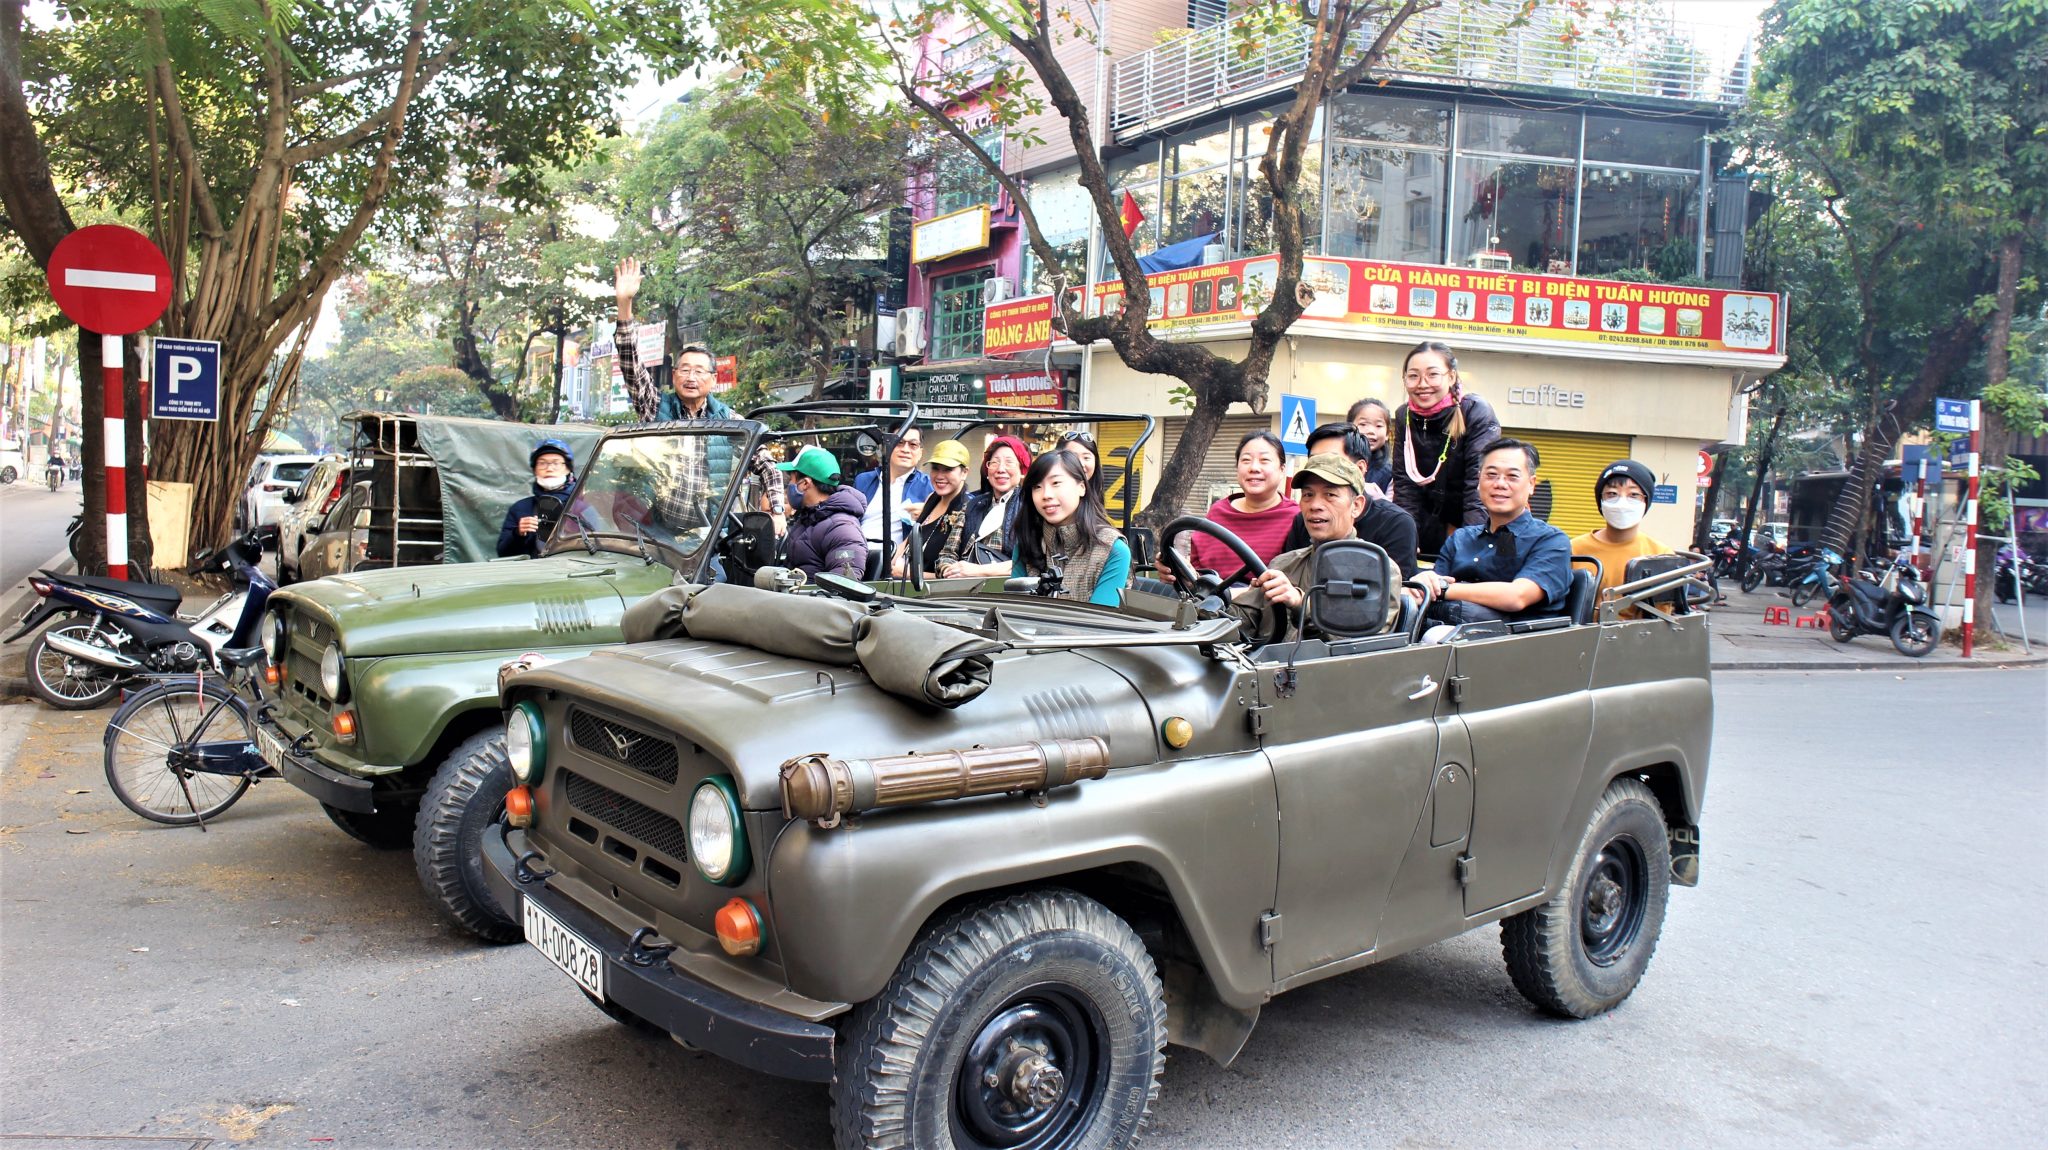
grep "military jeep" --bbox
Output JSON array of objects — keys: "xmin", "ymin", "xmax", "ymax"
[{"xmin": 481, "ymin": 527, "xmax": 1713, "ymax": 1148}]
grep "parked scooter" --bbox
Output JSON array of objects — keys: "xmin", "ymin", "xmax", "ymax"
[
  {"xmin": 1785, "ymin": 545, "xmax": 1845, "ymax": 607},
  {"xmin": 1829, "ymin": 557, "xmax": 1940, "ymax": 657},
  {"xmin": 5, "ymin": 528, "xmax": 276, "ymax": 710},
  {"xmin": 1994, "ymin": 546, "xmax": 2048, "ymax": 604}
]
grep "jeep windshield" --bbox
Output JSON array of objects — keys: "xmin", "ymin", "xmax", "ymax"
[{"xmin": 549, "ymin": 428, "xmax": 753, "ymax": 565}]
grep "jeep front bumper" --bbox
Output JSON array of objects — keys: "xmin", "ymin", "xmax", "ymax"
[{"xmin": 481, "ymin": 820, "xmax": 837, "ymax": 1082}]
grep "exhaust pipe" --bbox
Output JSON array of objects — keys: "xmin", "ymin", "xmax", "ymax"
[{"xmin": 43, "ymin": 630, "xmax": 143, "ymax": 671}]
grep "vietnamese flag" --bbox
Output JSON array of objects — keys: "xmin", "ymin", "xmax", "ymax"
[{"xmin": 1118, "ymin": 189, "xmax": 1145, "ymax": 239}]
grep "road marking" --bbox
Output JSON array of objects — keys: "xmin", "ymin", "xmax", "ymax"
[{"xmin": 64, "ymin": 268, "xmax": 158, "ymax": 292}]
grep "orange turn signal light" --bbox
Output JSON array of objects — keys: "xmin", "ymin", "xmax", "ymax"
[
  {"xmin": 262, "ymin": 664, "xmax": 281, "ymax": 687},
  {"xmin": 331, "ymin": 709, "xmax": 357, "ymax": 741},
  {"xmin": 715, "ymin": 898, "xmax": 763, "ymax": 957},
  {"xmin": 505, "ymin": 785, "xmax": 534, "ymax": 828}
]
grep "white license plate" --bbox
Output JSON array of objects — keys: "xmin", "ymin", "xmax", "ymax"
[
  {"xmin": 255, "ymin": 727, "xmax": 287, "ymax": 773},
  {"xmin": 523, "ymin": 896, "xmax": 606, "ymax": 1000}
]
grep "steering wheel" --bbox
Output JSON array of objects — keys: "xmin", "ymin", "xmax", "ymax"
[{"xmin": 1158, "ymin": 516, "xmax": 1269, "ymax": 602}]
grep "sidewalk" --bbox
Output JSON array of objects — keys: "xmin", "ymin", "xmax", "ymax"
[{"xmin": 1704, "ymin": 584, "xmax": 2048, "ymax": 672}]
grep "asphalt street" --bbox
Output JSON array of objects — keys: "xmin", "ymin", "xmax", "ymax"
[
  {"xmin": 1, "ymin": 669, "xmax": 2043, "ymax": 1148},
  {"xmin": 0, "ymin": 480, "xmax": 78, "ymax": 593}
]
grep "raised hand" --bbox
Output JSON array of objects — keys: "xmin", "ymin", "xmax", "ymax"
[{"xmin": 614, "ymin": 256, "xmax": 642, "ymax": 319}]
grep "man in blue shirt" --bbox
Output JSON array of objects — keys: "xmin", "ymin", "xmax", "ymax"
[{"xmin": 1407, "ymin": 438, "xmax": 1571, "ymax": 624}]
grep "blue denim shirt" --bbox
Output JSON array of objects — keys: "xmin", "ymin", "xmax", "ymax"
[{"xmin": 1434, "ymin": 510, "xmax": 1572, "ymax": 615}]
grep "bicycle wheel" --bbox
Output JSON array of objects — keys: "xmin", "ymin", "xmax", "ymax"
[{"xmin": 104, "ymin": 678, "xmax": 256, "ymax": 825}]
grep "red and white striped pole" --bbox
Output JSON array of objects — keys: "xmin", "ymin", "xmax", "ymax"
[
  {"xmin": 1911, "ymin": 461, "xmax": 1928, "ymax": 575},
  {"xmin": 1961, "ymin": 399, "xmax": 1981, "ymax": 657},
  {"xmin": 103, "ymin": 331, "xmax": 127, "ymax": 580}
]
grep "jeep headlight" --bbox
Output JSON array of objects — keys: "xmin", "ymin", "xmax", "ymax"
[
  {"xmin": 506, "ymin": 702, "xmax": 544, "ymax": 784},
  {"xmin": 261, "ymin": 611, "xmax": 283, "ymax": 659},
  {"xmin": 688, "ymin": 777, "xmax": 749, "ymax": 885},
  {"xmin": 319, "ymin": 643, "xmax": 345, "ymax": 699}
]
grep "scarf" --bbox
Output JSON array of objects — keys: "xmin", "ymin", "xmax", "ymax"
[
  {"xmin": 1402, "ymin": 389, "xmax": 1462, "ymax": 487},
  {"xmin": 1041, "ymin": 521, "xmax": 1119, "ymax": 601},
  {"xmin": 971, "ymin": 488, "xmax": 1015, "ymax": 544}
]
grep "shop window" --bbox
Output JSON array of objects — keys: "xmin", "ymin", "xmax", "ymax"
[
  {"xmin": 1023, "ymin": 172, "xmax": 1093, "ymax": 295},
  {"xmin": 1326, "ymin": 142, "xmax": 1445, "ymax": 263},
  {"xmin": 1583, "ymin": 115, "xmax": 1703, "ymax": 170},
  {"xmin": 935, "ymin": 126, "xmax": 1003, "ymax": 216},
  {"xmin": 930, "ymin": 271, "xmax": 987, "ymax": 361},
  {"xmin": 1330, "ymin": 92, "xmax": 1451, "ymax": 149},
  {"xmin": 1170, "ymin": 123, "xmax": 1233, "ymax": 175},
  {"xmin": 1451, "ymin": 157, "xmax": 1577, "ymax": 272},
  {"xmin": 1577, "ymin": 168, "xmax": 1702, "ymax": 278},
  {"xmin": 1163, "ymin": 168, "xmax": 1229, "ymax": 246},
  {"xmin": 1457, "ymin": 107, "xmax": 1579, "ymax": 159},
  {"xmin": 1234, "ymin": 153, "xmax": 1321, "ymax": 258},
  {"xmin": 1098, "ymin": 146, "xmax": 1162, "ymax": 278}
]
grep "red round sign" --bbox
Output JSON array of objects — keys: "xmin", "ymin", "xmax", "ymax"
[
  {"xmin": 46, "ymin": 225, "xmax": 173, "ymax": 335},
  {"xmin": 1697, "ymin": 449, "xmax": 1714, "ymax": 480}
]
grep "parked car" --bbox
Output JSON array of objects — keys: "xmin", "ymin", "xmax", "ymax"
[
  {"xmin": 0, "ymin": 439, "xmax": 24, "ymax": 485},
  {"xmin": 240, "ymin": 454, "xmax": 322, "ymax": 533},
  {"xmin": 481, "ymin": 534, "xmax": 1714, "ymax": 1147},
  {"xmin": 275, "ymin": 455, "xmax": 349, "ymax": 583}
]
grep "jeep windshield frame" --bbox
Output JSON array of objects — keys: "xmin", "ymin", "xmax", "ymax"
[{"xmin": 545, "ymin": 421, "xmax": 763, "ymax": 573}]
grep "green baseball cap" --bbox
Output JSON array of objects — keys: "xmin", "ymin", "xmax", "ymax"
[
  {"xmin": 1290, "ymin": 452, "xmax": 1365, "ymax": 497},
  {"xmin": 777, "ymin": 445, "xmax": 842, "ymax": 485}
]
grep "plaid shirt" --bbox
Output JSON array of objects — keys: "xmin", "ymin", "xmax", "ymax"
[
  {"xmin": 614, "ymin": 317, "xmax": 663, "ymax": 422},
  {"xmin": 617, "ymin": 317, "xmax": 783, "ymax": 525}
]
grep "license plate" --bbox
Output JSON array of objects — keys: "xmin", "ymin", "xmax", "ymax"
[
  {"xmin": 255, "ymin": 727, "xmax": 287, "ymax": 773},
  {"xmin": 523, "ymin": 896, "xmax": 606, "ymax": 1000}
]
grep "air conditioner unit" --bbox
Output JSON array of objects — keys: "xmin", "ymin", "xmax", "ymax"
[
  {"xmin": 1201, "ymin": 243, "xmax": 1228, "ymax": 266},
  {"xmin": 984, "ymin": 276, "xmax": 1015, "ymax": 303},
  {"xmin": 894, "ymin": 306, "xmax": 927, "ymax": 357}
]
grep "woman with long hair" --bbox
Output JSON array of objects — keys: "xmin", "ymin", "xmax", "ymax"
[
  {"xmin": 939, "ymin": 435, "xmax": 1032, "ymax": 578},
  {"xmin": 1012, "ymin": 450, "xmax": 1131, "ymax": 605},
  {"xmin": 1388, "ymin": 341, "xmax": 1501, "ymax": 554},
  {"xmin": 1184, "ymin": 430, "xmax": 1298, "ymax": 579},
  {"xmin": 1347, "ymin": 397, "xmax": 1394, "ymax": 495},
  {"xmin": 1056, "ymin": 430, "xmax": 1105, "ymax": 504},
  {"xmin": 894, "ymin": 440, "xmax": 972, "ymax": 577}
]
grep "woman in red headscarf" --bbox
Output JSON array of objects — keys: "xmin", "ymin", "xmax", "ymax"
[
  {"xmin": 1388, "ymin": 341, "xmax": 1501, "ymax": 555},
  {"xmin": 938, "ymin": 434, "xmax": 1033, "ymax": 578}
]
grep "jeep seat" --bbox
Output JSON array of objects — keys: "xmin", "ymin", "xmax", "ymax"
[
  {"xmin": 1307, "ymin": 539, "xmax": 1401, "ymax": 639},
  {"xmin": 1568, "ymin": 555, "xmax": 1604, "ymax": 625}
]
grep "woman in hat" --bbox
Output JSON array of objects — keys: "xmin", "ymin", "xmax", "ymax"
[{"xmin": 894, "ymin": 440, "xmax": 973, "ymax": 577}]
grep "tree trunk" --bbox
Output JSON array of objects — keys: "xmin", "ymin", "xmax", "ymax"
[
  {"xmin": 549, "ymin": 322, "xmax": 566, "ymax": 423},
  {"xmin": 1972, "ymin": 223, "xmax": 2027, "ymax": 640},
  {"xmin": 1136, "ymin": 367, "xmax": 1232, "ymax": 531}
]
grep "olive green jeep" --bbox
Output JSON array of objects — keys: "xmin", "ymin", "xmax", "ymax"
[{"xmin": 482, "ymin": 528, "xmax": 1714, "ymax": 1148}]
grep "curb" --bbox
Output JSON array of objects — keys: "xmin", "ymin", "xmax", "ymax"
[{"xmin": 1711, "ymin": 655, "xmax": 2047, "ymax": 672}]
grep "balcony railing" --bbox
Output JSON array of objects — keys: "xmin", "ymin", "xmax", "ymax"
[{"xmin": 1111, "ymin": 1, "xmax": 1752, "ymax": 140}]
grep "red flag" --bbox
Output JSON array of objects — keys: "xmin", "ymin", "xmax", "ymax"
[{"xmin": 1118, "ymin": 189, "xmax": 1145, "ymax": 240}]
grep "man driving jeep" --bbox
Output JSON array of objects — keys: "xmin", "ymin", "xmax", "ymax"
[{"xmin": 1230, "ymin": 452, "xmax": 1371, "ymax": 643}]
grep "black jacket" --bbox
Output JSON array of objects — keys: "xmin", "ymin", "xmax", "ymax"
[
  {"xmin": 498, "ymin": 480, "xmax": 575, "ymax": 558},
  {"xmin": 1279, "ymin": 498, "xmax": 1421, "ymax": 578},
  {"xmin": 1389, "ymin": 394, "xmax": 1501, "ymax": 533}
]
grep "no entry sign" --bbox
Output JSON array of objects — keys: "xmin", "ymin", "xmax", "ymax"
[{"xmin": 46, "ymin": 225, "xmax": 172, "ymax": 335}]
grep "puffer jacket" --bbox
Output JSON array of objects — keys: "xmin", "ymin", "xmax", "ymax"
[
  {"xmin": 497, "ymin": 479, "xmax": 576, "ymax": 558},
  {"xmin": 785, "ymin": 486, "xmax": 869, "ymax": 578},
  {"xmin": 1390, "ymin": 393, "xmax": 1501, "ymax": 536}
]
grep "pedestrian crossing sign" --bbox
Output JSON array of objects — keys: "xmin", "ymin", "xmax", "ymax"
[{"xmin": 1279, "ymin": 394, "xmax": 1316, "ymax": 454}]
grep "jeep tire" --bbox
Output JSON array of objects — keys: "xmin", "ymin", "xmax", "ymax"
[
  {"xmin": 321, "ymin": 800, "xmax": 417, "ymax": 849},
  {"xmin": 832, "ymin": 889, "xmax": 1167, "ymax": 1150},
  {"xmin": 1501, "ymin": 777, "xmax": 1670, "ymax": 1019},
  {"xmin": 413, "ymin": 730, "xmax": 519, "ymax": 943}
]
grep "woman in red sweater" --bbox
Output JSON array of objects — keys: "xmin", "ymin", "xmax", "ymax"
[{"xmin": 1187, "ymin": 430, "xmax": 1298, "ymax": 580}]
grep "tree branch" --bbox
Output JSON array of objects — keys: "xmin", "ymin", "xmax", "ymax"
[
  {"xmin": 141, "ymin": 10, "xmax": 225, "ymax": 238},
  {"xmin": 283, "ymin": 36, "xmax": 458, "ymax": 165}
]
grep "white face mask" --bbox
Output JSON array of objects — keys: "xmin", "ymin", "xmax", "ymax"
[
  {"xmin": 535, "ymin": 474, "xmax": 567, "ymax": 491},
  {"xmin": 1600, "ymin": 496, "xmax": 1646, "ymax": 531}
]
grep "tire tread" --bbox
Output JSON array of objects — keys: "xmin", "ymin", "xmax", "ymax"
[{"xmin": 412, "ymin": 730, "xmax": 520, "ymax": 943}]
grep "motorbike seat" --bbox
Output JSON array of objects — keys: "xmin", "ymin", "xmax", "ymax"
[
  {"xmin": 44, "ymin": 571, "xmax": 184, "ymax": 613},
  {"xmin": 217, "ymin": 646, "xmax": 267, "ymax": 669}
]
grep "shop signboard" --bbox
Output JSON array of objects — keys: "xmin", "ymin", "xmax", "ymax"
[
  {"xmin": 1088, "ymin": 253, "xmax": 1787, "ymax": 363},
  {"xmin": 715, "ymin": 354, "xmax": 738, "ymax": 393},
  {"xmin": 911, "ymin": 205, "xmax": 992, "ymax": 264},
  {"xmin": 983, "ymin": 293, "xmax": 1056, "ymax": 357},
  {"xmin": 906, "ymin": 371, "xmax": 985, "ymax": 405},
  {"xmin": 986, "ymin": 370, "xmax": 1064, "ymax": 410},
  {"xmin": 597, "ymin": 321, "xmax": 667, "ymax": 388}
]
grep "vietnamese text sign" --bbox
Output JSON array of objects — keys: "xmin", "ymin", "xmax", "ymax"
[
  {"xmin": 602, "ymin": 321, "xmax": 667, "ymax": 388},
  {"xmin": 150, "ymin": 337, "xmax": 220, "ymax": 422},
  {"xmin": 715, "ymin": 354, "xmax": 738, "ymax": 393},
  {"xmin": 983, "ymin": 293, "xmax": 1056, "ymax": 357},
  {"xmin": 986, "ymin": 370, "xmax": 1064, "ymax": 409},
  {"xmin": 1652, "ymin": 484, "xmax": 1678, "ymax": 505},
  {"xmin": 1933, "ymin": 398, "xmax": 1973, "ymax": 434},
  {"xmin": 911, "ymin": 205, "xmax": 991, "ymax": 264},
  {"xmin": 1090, "ymin": 253, "xmax": 1786, "ymax": 361},
  {"xmin": 906, "ymin": 370, "xmax": 984, "ymax": 405}
]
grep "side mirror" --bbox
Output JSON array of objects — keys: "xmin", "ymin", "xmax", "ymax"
[
  {"xmin": 282, "ymin": 491, "xmax": 300, "ymax": 504},
  {"xmin": 352, "ymin": 508, "xmax": 371, "ymax": 529},
  {"xmin": 853, "ymin": 431, "xmax": 880, "ymax": 459}
]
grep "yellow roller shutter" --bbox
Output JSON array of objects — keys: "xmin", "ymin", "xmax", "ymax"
[
  {"xmin": 1096, "ymin": 420, "xmax": 1146, "ymax": 525},
  {"xmin": 1161, "ymin": 414, "xmax": 1276, "ymax": 510},
  {"xmin": 1503, "ymin": 428, "xmax": 1633, "ymax": 538}
]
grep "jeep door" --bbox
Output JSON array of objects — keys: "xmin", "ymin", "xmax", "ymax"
[
  {"xmin": 1448, "ymin": 627, "xmax": 1598, "ymax": 914},
  {"xmin": 1262, "ymin": 642, "xmax": 1457, "ymax": 981}
]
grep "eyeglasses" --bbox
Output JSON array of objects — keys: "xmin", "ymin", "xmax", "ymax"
[
  {"xmin": 678, "ymin": 366, "xmax": 715, "ymax": 377},
  {"xmin": 1403, "ymin": 369, "xmax": 1451, "ymax": 384}
]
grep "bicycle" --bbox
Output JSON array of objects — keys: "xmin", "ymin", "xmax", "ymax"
[{"xmin": 101, "ymin": 648, "xmax": 279, "ymax": 828}]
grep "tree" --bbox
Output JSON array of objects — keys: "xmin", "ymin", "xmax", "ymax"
[{"xmin": 1745, "ymin": 0, "xmax": 2048, "ymax": 627}]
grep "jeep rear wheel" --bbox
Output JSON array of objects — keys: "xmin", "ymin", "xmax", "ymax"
[
  {"xmin": 1501, "ymin": 777, "xmax": 1670, "ymax": 1019},
  {"xmin": 321, "ymin": 799, "xmax": 418, "ymax": 849},
  {"xmin": 413, "ymin": 730, "xmax": 519, "ymax": 943},
  {"xmin": 832, "ymin": 889, "xmax": 1166, "ymax": 1150}
]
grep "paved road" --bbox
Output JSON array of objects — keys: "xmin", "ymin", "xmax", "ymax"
[
  {"xmin": 2, "ymin": 670, "xmax": 2043, "ymax": 1148},
  {"xmin": 0, "ymin": 479, "xmax": 78, "ymax": 591}
]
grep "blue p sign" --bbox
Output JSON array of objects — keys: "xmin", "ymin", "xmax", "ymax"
[{"xmin": 151, "ymin": 337, "xmax": 221, "ymax": 422}]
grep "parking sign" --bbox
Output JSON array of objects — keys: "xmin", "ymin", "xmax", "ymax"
[{"xmin": 151, "ymin": 337, "xmax": 221, "ymax": 421}]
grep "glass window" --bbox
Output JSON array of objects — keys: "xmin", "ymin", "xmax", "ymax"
[
  {"xmin": 1451, "ymin": 156, "xmax": 1577, "ymax": 272},
  {"xmin": 935, "ymin": 126, "xmax": 1003, "ymax": 216},
  {"xmin": 1457, "ymin": 107, "xmax": 1579, "ymax": 159},
  {"xmin": 1022, "ymin": 172, "xmax": 1094, "ymax": 294},
  {"xmin": 1234, "ymin": 154, "xmax": 1320, "ymax": 257},
  {"xmin": 930, "ymin": 271, "xmax": 988, "ymax": 361},
  {"xmin": 1330, "ymin": 93, "xmax": 1450, "ymax": 148},
  {"xmin": 1325, "ymin": 142, "xmax": 1445, "ymax": 263},
  {"xmin": 1162, "ymin": 168, "xmax": 1228, "ymax": 246},
  {"xmin": 1576, "ymin": 168, "xmax": 1701, "ymax": 277},
  {"xmin": 1099, "ymin": 145, "xmax": 1161, "ymax": 273},
  {"xmin": 1170, "ymin": 123, "xmax": 1232, "ymax": 175},
  {"xmin": 1583, "ymin": 116, "xmax": 1703, "ymax": 170}
]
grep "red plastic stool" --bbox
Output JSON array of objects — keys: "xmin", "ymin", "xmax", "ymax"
[
  {"xmin": 1763, "ymin": 605, "xmax": 1790, "ymax": 625},
  {"xmin": 1795, "ymin": 606, "xmax": 1830, "ymax": 629}
]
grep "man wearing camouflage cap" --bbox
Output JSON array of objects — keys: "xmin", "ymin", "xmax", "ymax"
[{"xmin": 1230, "ymin": 452, "xmax": 1376, "ymax": 643}]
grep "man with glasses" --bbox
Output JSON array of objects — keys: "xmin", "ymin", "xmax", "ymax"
[
  {"xmin": 1405, "ymin": 438, "xmax": 1570, "ymax": 625},
  {"xmin": 852, "ymin": 428, "xmax": 932, "ymax": 550}
]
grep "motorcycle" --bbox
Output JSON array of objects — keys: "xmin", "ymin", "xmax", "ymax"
[
  {"xmin": 5, "ymin": 528, "xmax": 276, "ymax": 710},
  {"xmin": 45, "ymin": 457, "xmax": 65, "ymax": 491},
  {"xmin": 1784, "ymin": 545, "xmax": 1844, "ymax": 608},
  {"xmin": 1829, "ymin": 557, "xmax": 1940, "ymax": 657},
  {"xmin": 1994, "ymin": 547, "xmax": 2048, "ymax": 604},
  {"xmin": 1739, "ymin": 539, "xmax": 1791, "ymax": 593}
]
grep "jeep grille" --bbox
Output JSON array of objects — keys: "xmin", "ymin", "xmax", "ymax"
[
  {"xmin": 567, "ymin": 707, "xmax": 679, "ymax": 785},
  {"xmin": 562, "ymin": 769, "xmax": 689, "ymax": 863}
]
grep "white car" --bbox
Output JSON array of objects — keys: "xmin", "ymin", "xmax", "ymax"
[
  {"xmin": 0, "ymin": 439, "xmax": 24, "ymax": 485},
  {"xmin": 276, "ymin": 455, "xmax": 349, "ymax": 582},
  {"xmin": 240, "ymin": 453, "xmax": 322, "ymax": 532}
]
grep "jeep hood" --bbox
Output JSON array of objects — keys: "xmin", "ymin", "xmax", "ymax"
[{"xmin": 278, "ymin": 554, "xmax": 670, "ymax": 658}]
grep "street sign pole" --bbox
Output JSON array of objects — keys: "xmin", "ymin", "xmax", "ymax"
[
  {"xmin": 1962, "ymin": 399, "xmax": 1981, "ymax": 658},
  {"xmin": 103, "ymin": 333, "xmax": 128, "ymax": 578}
]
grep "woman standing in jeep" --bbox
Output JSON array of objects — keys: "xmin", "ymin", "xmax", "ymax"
[{"xmin": 1389, "ymin": 340, "xmax": 1502, "ymax": 555}]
